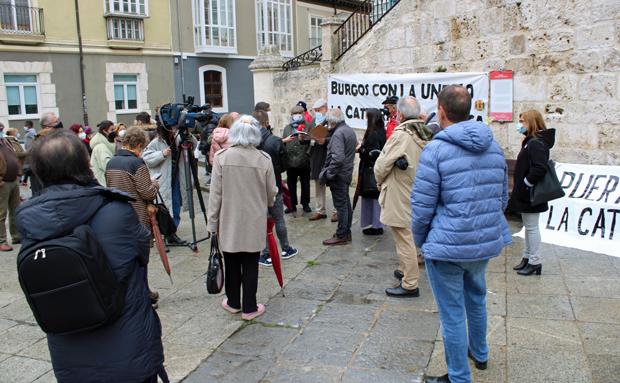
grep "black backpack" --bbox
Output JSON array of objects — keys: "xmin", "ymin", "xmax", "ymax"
[{"xmin": 17, "ymin": 223, "xmax": 127, "ymax": 335}]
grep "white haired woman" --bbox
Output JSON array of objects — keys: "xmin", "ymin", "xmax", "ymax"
[{"xmin": 207, "ymin": 115, "xmax": 278, "ymax": 320}]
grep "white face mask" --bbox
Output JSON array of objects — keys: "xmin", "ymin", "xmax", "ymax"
[
  {"xmin": 78, "ymin": 132, "xmax": 87, "ymax": 140},
  {"xmin": 292, "ymin": 114, "xmax": 304, "ymax": 122},
  {"xmin": 267, "ymin": 111, "xmax": 272, "ymax": 121},
  {"xmin": 118, "ymin": 129, "xmax": 126, "ymax": 138},
  {"xmin": 0, "ymin": 131, "xmax": 5, "ymax": 138}
]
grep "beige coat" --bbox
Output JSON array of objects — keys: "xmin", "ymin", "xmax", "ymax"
[
  {"xmin": 374, "ymin": 120, "xmax": 427, "ymax": 228},
  {"xmin": 207, "ymin": 146, "xmax": 278, "ymax": 253}
]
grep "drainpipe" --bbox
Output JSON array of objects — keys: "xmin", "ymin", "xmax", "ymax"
[
  {"xmin": 175, "ymin": 0, "xmax": 186, "ymax": 103},
  {"xmin": 74, "ymin": 0, "xmax": 88, "ymax": 125}
]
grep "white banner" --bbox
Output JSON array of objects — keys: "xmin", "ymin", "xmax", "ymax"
[
  {"xmin": 515, "ymin": 162, "xmax": 620, "ymax": 258},
  {"xmin": 327, "ymin": 72, "xmax": 489, "ymax": 129}
]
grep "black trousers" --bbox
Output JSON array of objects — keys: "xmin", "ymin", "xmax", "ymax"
[
  {"xmin": 330, "ymin": 180, "xmax": 353, "ymax": 238},
  {"xmin": 286, "ymin": 167, "xmax": 311, "ymax": 208},
  {"xmin": 223, "ymin": 252, "xmax": 260, "ymax": 314}
]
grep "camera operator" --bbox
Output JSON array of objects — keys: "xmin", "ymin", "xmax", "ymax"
[
  {"xmin": 143, "ymin": 117, "xmax": 198, "ymax": 246},
  {"xmin": 383, "ymin": 96, "xmax": 399, "ymax": 139},
  {"xmin": 197, "ymin": 109, "xmax": 219, "ymax": 183},
  {"xmin": 374, "ymin": 96, "xmax": 432, "ymax": 298}
]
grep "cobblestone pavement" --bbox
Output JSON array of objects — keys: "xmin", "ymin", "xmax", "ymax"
[{"xmin": 1, "ymin": 182, "xmax": 619, "ymax": 382}]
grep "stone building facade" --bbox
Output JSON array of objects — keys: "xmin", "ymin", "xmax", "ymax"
[{"xmin": 255, "ymin": 0, "xmax": 620, "ymax": 164}]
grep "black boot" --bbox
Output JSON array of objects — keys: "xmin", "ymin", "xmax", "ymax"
[
  {"xmin": 517, "ymin": 263, "xmax": 542, "ymax": 276},
  {"xmin": 425, "ymin": 374, "xmax": 450, "ymax": 383},
  {"xmin": 166, "ymin": 233, "xmax": 188, "ymax": 245},
  {"xmin": 513, "ymin": 257, "xmax": 529, "ymax": 270},
  {"xmin": 393, "ymin": 269, "xmax": 404, "ymax": 280},
  {"xmin": 468, "ymin": 350, "xmax": 488, "ymax": 370}
]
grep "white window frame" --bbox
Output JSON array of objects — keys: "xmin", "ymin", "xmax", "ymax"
[
  {"xmin": 107, "ymin": 17, "xmax": 144, "ymax": 40},
  {"xmin": 255, "ymin": 0, "xmax": 293, "ymax": 57},
  {"xmin": 192, "ymin": 0, "xmax": 237, "ymax": 53},
  {"xmin": 308, "ymin": 14, "xmax": 322, "ymax": 48},
  {"xmin": 4, "ymin": 73, "xmax": 40, "ymax": 120},
  {"xmin": 1, "ymin": 0, "xmax": 33, "ymax": 34},
  {"xmin": 198, "ymin": 65, "xmax": 228, "ymax": 113},
  {"xmin": 104, "ymin": 0, "xmax": 148, "ymax": 17},
  {"xmin": 113, "ymin": 74, "xmax": 139, "ymax": 114}
]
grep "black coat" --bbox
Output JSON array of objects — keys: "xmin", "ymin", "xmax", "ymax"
[
  {"xmin": 16, "ymin": 184, "xmax": 164, "ymax": 383},
  {"xmin": 508, "ymin": 129, "xmax": 556, "ymax": 213},
  {"xmin": 358, "ymin": 129, "xmax": 386, "ymax": 199},
  {"xmin": 260, "ymin": 127, "xmax": 288, "ymax": 192}
]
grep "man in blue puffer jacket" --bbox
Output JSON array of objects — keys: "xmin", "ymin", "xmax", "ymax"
[{"xmin": 411, "ymin": 86, "xmax": 511, "ymax": 383}]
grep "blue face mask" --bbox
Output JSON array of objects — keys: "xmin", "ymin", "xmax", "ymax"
[
  {"xmin": 516, "ymin": 123, "xmax": 527, "ymax": 135},
  {"xmin": 315, "ymin": 112, "xmax": 325, "ymax": 124}
]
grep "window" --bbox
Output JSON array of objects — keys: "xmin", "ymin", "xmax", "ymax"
[
  {"xmin": 309, "ymin": 15, "xmax": 322, "ymax": 48},
  {"xmin": 107, "ymin": 17, "xmax": 144, "ymax": 40},
  {"xmin": 193, "ymin": 0, "xmax": 236, "ymax": 52},
  {"xmin": 113, "ymin": 74, "xmax": 138, "ymax": 112},
  {"xmin": 255, "ymin": 0, "xmax": 293, "ymax": 56},
  {"xmin": 0, "ymin": 0, "xmax": 34, "ymax": 34},
  {"xmin": 198, "ymin": 65, "xmax": 227, "ymax": 113},
  {"xmin": 4, "ymin": 74, "xmax": 38, "ymax": 117},
  {"xmin": 105, "ymin": 0, "xmax": 148, "ymax": 16}
]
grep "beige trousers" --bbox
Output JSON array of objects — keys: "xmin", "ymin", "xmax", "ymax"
[
  {"xmin": 314, "ymin": 180, "xmax": 326, "ymax": 214},
  {"xmin": 0, "ymin": 180, "xmax": 20, "ymax": 245},
  {"xmin": 391, "ymin": 226, "xmax": 419, "ymax": 290}
]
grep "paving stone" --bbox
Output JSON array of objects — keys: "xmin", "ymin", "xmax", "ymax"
[
  {"xmin": 426, "ymin": 341, "xmax": 507, "ymax": 383},
  {"xmin": 507, "ymin": 347, "xmax": 591, "ymax": 383},
  {"xmin": 0, "ymin": 356, "xmax": 52, "ymax": 383},
  {"xmin": 162, "ymin": 341, "xmax": 211, "ymax": 383},
  {"xmin": 486, "ymin": 272, "xmax": 507, "ymax": 293},
  {"xmin": 0, "ymin": 318, "xmax": 17, "ymax": 333},
  {"xmin": 487, "ymin": 254, "xmax": 506, "ymax": 273},
  {"xmin": 313, "ymin": 302, "xmax": 378, "ymax": 332},
  {"xmin": 218, "ymin": 324, "xmax": 297, "ymax": 357},
  {"xmin": 352, "ymin": 331, "xmax": 433, "ymax": 373},
  {"xmin": 341, "ymin": 368, "xmax": 423, "ymax": 383},
  {"xmin": 256, "ymin": 296, "xmax": 320, "ymax": 328},
  {"xmin": 507, "ymin": 317, "xmax": 581, "ymax": 351},
  {"xmin": 329, "ymin": 281, "xmax": 385, "ymax": 306},
  {"xmin": 559, "ymin": 257, "xmax": 619, "ymax": 277},
  {"xmin": 373, "ymin": 310, "xmax": 439, "ymax": 342},
  {"xmin": 0, "ymin": 298, "xmax": 37, "ymax": 324},
  {"xmin": 564, "ymin": 276, "xmax": 620, "ymax": 298},
  {"xmin": 487, "ymin": 315, "xmax": 507, "ymax": 346},
  {"xmin": 280, "ymin": 326, "xmax": 364, "ymax": 367},
  {"xmin": 571, "ymin": 297, "xmax": 620, "ymax": 324},
  {"xmin": 0, "ymin": 291, "xmax": 21, "ymax": 309},
  {"xmin": 507, "ymin": 294, "xmax": 574, "ymax": 320},
  {"xmin": 16, "ymin": 338, "xmax": 52, "ymax": 362},
  {"xmin": 0, "ymin": 323, "xmax": 45, "ymax": 354},
  {"xmin": 586, "ymin": 354, "xmax": 620, "ymax": 383},
  {"xmin": 282, "ymin": 278, "xmax": 340, "ymax": 302},
  {"xmin": 506, "ymin": 273, "xmax": 569, "ymax": 295},
  {"xmin": 260, "ymin": 363, "xmax": 343, "ymax": 383},
  {"xmin": 183, "ymin": 351, "xmax": 268, "ymax": 383},
  {"xmin": 165, "ymin": 307, "xmax": 241, "ymax": 350},
  {"xmin": 32, "ymin": 370, "xmax": 57, "ymax": 383},
  {"xmin": 487, "ymin": 289, "xmax": 507, "ymax": 316},
  {"xmin": 578, "ymin": 322, "xmax": 620, "ymax": 355}
]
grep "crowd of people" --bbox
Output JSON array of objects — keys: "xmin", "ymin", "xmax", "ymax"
[{"xmin": 2, "ymin": 83, "xmax": 556, "ymax": 383}]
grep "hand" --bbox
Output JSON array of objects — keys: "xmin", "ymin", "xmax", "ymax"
[
  {"xmin": 317, "ymin": 137, "xmax": 326, "ymax": 145},
  {"xmin": 146, "ymin": 204, "xmax": 157, "ymax": 217},
  {"xmin": 282, "ymin": 136, "xmax": 294, "ymax": 143},
  {"xmin": 151, "ymin": 178, "xmax": 160, "ymax": 189},
  {"xmin": 162, "ymin": 148, "xmax": 171, "ymax": 157},
  {"xmin": 356, "ymin": 142, "xmax": 361, "ymax": 151},
  {"xmin": 395, "ymin": 156, "xmax": 409, "ymax": 170}
]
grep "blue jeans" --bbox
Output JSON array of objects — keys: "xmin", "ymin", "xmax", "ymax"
[
  {"xmin": 172, "ymin": 174, "xmax": 182, "ymax": 228},
  {"xmin": 425, "ymin": 259, "xmax": 489, "ymax": 383}
]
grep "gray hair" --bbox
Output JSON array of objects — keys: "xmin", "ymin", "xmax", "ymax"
[
  {"xmin": 40, "ymin": 111, "xmax": 58, "ymax": 127},
  {"xmin": 325, "ymin": 108, "xmax": 345, "ymax": 127},
  {"xmin": 228, "ymin": 115, "xmax": 262, "ymax": 147},
  {"xmin": 397, "ymin": 96, "xmax": 421, "ymax": 120}
]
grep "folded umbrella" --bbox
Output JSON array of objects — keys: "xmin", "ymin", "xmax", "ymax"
[
  {"xmin": 267, "ymin": 218, "xmax": 284, "ymax": 296},
  {"xmin": 149, "ymin": 209, "xmax": 173, "ymax": 285},
  {"xmin": 281, "ymin": 182, "xmax": 293, "ymax": 212}
]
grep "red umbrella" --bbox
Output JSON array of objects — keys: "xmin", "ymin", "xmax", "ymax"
[
  {"xmin": 280, "ymin": 181, "xmax": 293, "ymax": 212},
  {"xmin": 267, "ymin": 218, "xmax": 284, "ymax": 295},
  {"xmin": 149, "ymin": 210, "xmax": 173, "ymax": 285}
]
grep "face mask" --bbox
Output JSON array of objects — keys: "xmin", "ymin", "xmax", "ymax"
[
  {"xmin": 267, "ymin": 111, "xmax": 272, "ymax": 121},
  {"xmin": 118, "ymin": 130, "xmax": 126, "ymax": 139},
  {"xmin": 79, "ymin": 132, "xmax": 87, "ymax": 140},
  {"xmin": 0, "ymin": 131, "xmax": 4, "ymax": 138},
  {"xmin": 516, "ymin": 123, "xmax": 527, "ymax": 135},
  {"xmin": 106, "ymin": 131, "xmax": 117, "ymax": 143},
  {"xmin": 53, "ymin": 121, "xmax": 63, "ymax": 129},
  {"xmin": 315, "ymin": 112, "xmax": 325, "ymax": 124},
  {"xmin": 292, "ymin": 114, "xmax": 303, "ymax": 122}
]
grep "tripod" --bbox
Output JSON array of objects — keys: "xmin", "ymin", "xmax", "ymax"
[{"xmin": 169, "ymin": 129, "xmax": 210, "ymax": 252}]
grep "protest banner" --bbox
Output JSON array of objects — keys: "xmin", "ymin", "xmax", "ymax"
[
  {"xmin": 327, "ymin": 72, "xmax": 489, "ymax": 129},
  {"xmin": 515, "ymin": 162, "xmax": 620, "ymax": 258}
]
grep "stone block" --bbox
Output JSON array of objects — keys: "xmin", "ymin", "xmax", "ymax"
[
  {"xmin": 587, "ymin": 354, "xmax": 620, "ymax": 383},
  {"xmin": 478, "ymin": 8, "xmax": 503, "ymax": 36},
  {"xmin": 434, "ymin": 0, "xmax": 456, "ymax": 19},
  {"xmin": 502, "ymin": 3, "xmax": 525, "ymax": 32},
  {"xmin": 513, "ymin": 75, "xmax": 546, "ymax": 101},
  {"xmin": 571, "ymin": 297, "xmax": 620, "ymax": 324},
  {"xmin": 568, "ymin": 50, "xmax": 605, "ymax": 73},
  {"xmin": 575, "ymin": 23, "xmax": 616, "ymax": 50},
  {"xmin": 431, "ymin": 19, "xmax": 451, "ymax": 44},
  {"xmin": 598, "ymin": 123, "xmax": 620, "ymax": 151},
  {"xmin": 352, "ymin": 334, "xmax": 433, "ymax": 373},
  {"xmin": 603, "ymin": 47, "xmax": 620, "ymax": 71},
  {"xmin": 547, "ymin": 73, "xmax": 578, "ymax": 101},
  {"xmin": 507, "ymin": 294, "xmax": 574, "ymax": 320},
  {"xmin": 507, "ymin": 347, "xmax": 591, "ymax": 383},
  {"xmin": 578, "ymin": 322, "xmax": 620, "ymax": 355},
  {"xmin": 565, "ymin": 276, "xmax": 620, "ymax": 298},
  {"xmin": 0, "ymin": 356, "xmax": 52, "ymax": 383},
  {"xmin": 509, "ymin": 35, "xmax": 526, "ymax": 55},
  {"xmin": 579, "ymin": 74, "xmax": 616, "ymax": 100},
  {"xmin": 532, "ymin": 53, "xmax": 568, "ymax": 75},
  {"xmin": 507, "ymin": 317, "xmax": 581, "ymax": 351}
]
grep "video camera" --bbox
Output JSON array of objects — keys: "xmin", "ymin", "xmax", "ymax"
[{"xmin": 157, "ymin": 96, "xmax": 212, "ymax": 131}]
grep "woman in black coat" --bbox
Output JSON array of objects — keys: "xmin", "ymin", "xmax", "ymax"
[
  {"xmin": 16, "ymin": 131, "xmax": 167, "ymax": 383},
  {"xmin": 358, "ymin": 108, "xmax": 387, "ymax": 235},
  {"xmin": 508, "ymin": 110, "xmax": 556, "ymax": 276}
]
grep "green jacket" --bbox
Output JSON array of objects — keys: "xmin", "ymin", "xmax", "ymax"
[{"xmin": 282, "ymin": 123, "xmax": 311, "ymax": 169}]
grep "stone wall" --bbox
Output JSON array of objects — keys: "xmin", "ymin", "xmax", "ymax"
[{"xmin": 264, "ymin": 0, "xmax": 620, "ymax": 163}]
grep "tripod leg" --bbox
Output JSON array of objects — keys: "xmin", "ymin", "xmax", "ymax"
[
  {"xmin": 182, "ymin": 146, "xmax": 198, "ymax": 252},
  {"xmin": 188, "ymin": 148, "xmax": 209, "ymax": 228}
]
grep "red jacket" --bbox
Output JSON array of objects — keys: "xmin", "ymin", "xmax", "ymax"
[{"xmin": 385, "ymin": 116, "xmax": 399, "ymax": 139}]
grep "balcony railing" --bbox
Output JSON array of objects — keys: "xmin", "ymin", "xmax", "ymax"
[
  {"xmin": 0, "ymin": 4, "xmax": 44, "ymax": 35},
  {"xmin": 282, "ymin": 44, "xmax": 322, "ymax": 71}
]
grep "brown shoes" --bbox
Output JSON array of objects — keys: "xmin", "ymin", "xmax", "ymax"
[
  {"xmin": 322, "ymin": 234, "xmax": 352, "ymax": 246},
  {"xmin": 309, "ymin": 212, "xmax": 327, "ymax": 221},
  {"xmin": 331, "ymin": 212, "xmax": 338, "ymax": 222},
  {"xmin": 0, "ymin": 244, "xmax": 13, "ymax": 252}
]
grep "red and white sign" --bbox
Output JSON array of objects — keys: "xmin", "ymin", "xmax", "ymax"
[{"xmin": 489, "ymin": 70, "xmax": 513, "ymax": 122}]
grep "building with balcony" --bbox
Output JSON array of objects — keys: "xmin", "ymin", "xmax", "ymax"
[
  {"xmin": 0, "ymin": 0, "xmax": 174, "ymax": 129},
  {"xmin": 171, "ymin": 0, "xmax": 354, "ymax": 114}
]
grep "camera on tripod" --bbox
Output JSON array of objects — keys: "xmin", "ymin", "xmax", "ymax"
[{"xmin": 157, "ymin": 96, "xmax": 212, "ymax": 131}]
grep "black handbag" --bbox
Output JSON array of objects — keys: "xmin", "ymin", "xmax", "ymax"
[
  {"xmin": 206, "ymin": 235, "xmax": 224, "ymax": 294},
  {"xmin": 529, "ymin": 160, "xmax": 565, "ymax": 206},
  {"xmin": 155, "ymin": 192, "xmax": 176, "ymax": 237},
  {"xmin": 360, "ymin": 166, "xmax": 380, "ymax": 199}
]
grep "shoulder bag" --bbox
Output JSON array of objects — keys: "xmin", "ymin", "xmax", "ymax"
[
  {"xmin": 530, "ymin": 159, "xmax": 565, "ymax": 206},
  {"xmin": 205, "ymin": 234, "xmax": 224, "ymax": 294}
]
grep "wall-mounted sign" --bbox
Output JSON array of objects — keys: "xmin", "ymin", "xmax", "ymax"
[{"xmin": 489, "ymin": 70, "xmax": 514, "ymax": 122}]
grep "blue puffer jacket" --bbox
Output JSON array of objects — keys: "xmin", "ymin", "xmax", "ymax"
[
  {"xmin": 411, "ymin": 120, "xmax": 512, "ymax": 262},
  {"xmin": 16, "ymin": 184, "xmax": 164, "ymax": 383}
]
